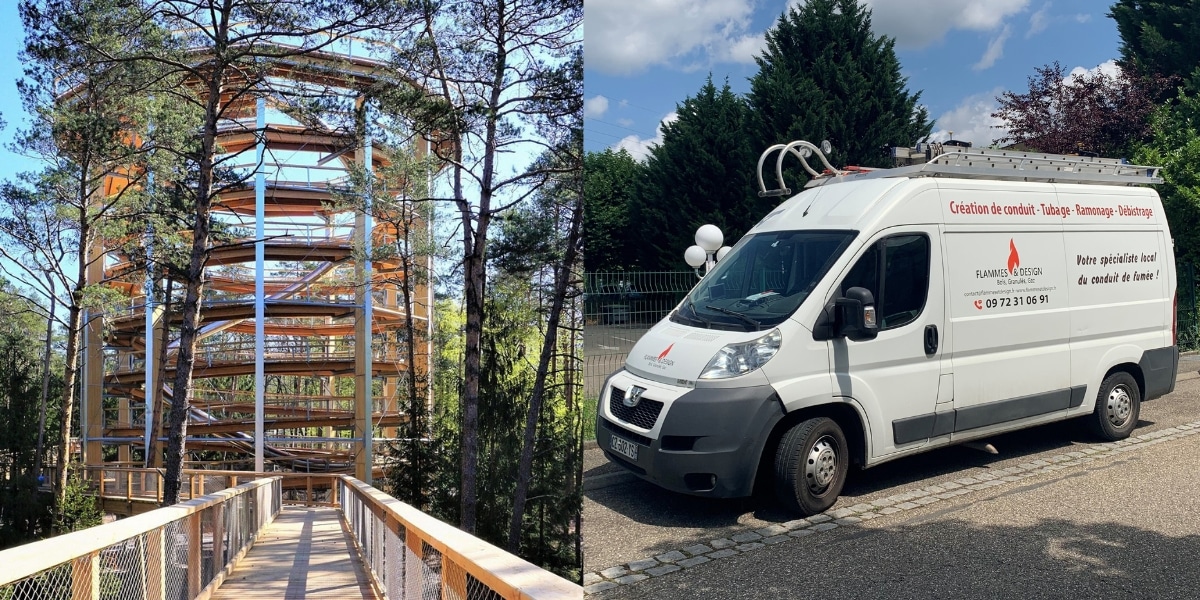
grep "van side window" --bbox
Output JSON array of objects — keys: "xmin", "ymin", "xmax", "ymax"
[{"xmin": 842, "ymin": 234, "xmax": 930, "ymax": 330}]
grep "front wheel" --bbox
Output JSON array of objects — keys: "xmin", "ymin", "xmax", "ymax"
[
  {"xmin": 1087, "ymin": 371, "xmax": 1141, "ymax": 441},
  {"xmin": 774, "ymin": 417, "xmax": 848, "ymax": 515}
]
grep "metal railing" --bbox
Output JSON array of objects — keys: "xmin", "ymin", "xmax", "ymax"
[
  {"xmin": 584, "ymin": 271, "xmax": 695, "ymax": 399},
  {"xmin": 340, "ymin": 477, "xmax": 583, "ymax": 599},
  {"xmin": 0, "ymin": 477, "xmax": 281, "ymax": 600}
]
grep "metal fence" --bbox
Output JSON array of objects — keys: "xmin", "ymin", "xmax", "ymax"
[
  {"xmin": 0, "ymin": 477, "xmax": 281, "ymax": 600},
  {"xmin": 1179, "ymin": 262, "xmax": 1198, "ymax": 351},
  {"xmin": 339, "ymin": 477, "xmax": 583, "ymax": 599},
  {"xmin": 584, "ymin": 272, "xmax": 697, "ymax": 398}
]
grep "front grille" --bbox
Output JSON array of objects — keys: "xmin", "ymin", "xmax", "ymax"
[{"xmin": 608, "ymin": 386, "xmax": 664, "ymax": 430}]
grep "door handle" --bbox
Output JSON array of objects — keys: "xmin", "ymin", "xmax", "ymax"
[{"xmin": 924, "ymin": 324, "xmax": 939, "ymax": 356}]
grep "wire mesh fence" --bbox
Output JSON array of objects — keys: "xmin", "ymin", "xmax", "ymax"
[
  {"xmin": 0, "ymin": 477, "xmax": 280, "ymax": 600},
  {"xmin": 584, "ymin": 272, "xmax": 696, "ymax": 399},
  {"xmin": 1178, "ymin": 262, "xmax": 1198, "ymax": 352},
  {"xmin": 339, "ymin": 477, "xmax": 582, "ymax": 600}
]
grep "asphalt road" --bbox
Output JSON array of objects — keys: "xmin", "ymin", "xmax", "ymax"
[{"xmin": 583, "ymin": 358, "xmax": 1200, "ymax": 597}]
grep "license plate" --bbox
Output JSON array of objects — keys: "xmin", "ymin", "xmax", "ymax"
[{"xmin": 609, "ymin": 434, "xmax": 639, "ymax": 462}]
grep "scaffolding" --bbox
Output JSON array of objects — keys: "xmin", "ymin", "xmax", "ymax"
[{"xmin": 81, "ymin": 48, "xmax": 434, "ymax": 483}]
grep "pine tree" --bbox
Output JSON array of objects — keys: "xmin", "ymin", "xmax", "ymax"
[{"xmin": 748, "ymin": 0, "xmax": 931, "ymax": 172}]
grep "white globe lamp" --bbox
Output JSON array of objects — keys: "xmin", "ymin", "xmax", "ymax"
[
  {"xmin": 695, "ymin": 224, "xmax": 723, "ymax": 252},
  {"xmin": 684, "ymin": 245, "xmax": 707, "ymax": 268},
  {"xmin": 716, "ymin": 246, "xmax": 732, "ymax": 262}
]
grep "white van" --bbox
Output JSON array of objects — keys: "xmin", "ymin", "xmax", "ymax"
[{"xmin": 596, "ymin": 142, "xmax": 1179, "ymax": 515}]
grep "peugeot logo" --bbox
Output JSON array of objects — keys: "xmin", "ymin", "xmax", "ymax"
[{"xmin": 623, "ymin": 385, "xmax": 646, "ymax": 408}]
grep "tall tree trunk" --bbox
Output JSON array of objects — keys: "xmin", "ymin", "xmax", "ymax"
[
  {"xmin": 35, "ymin": 279, "xmax": 56, "ymax": 481},
  {"xmin": 459, "ymin": 215, "xmax": 484, "ymax": 532},
  {"xmin": 162, "ymin": 62, "xmax": 224, "ymax": 505},
  {"xmin": 506, "ymin": 190, "xmax": 583, "ymax": 551},
  {"xmin": 54, "ymin": 302, "xmax": 83, "ymax": 513},
  {"xmin": 399, "ymin": 207, "xmax": 424, "ymax": 507},
  {"xmin": 146, "ymin": 278, "xmax": 173, "ymax": 468}
]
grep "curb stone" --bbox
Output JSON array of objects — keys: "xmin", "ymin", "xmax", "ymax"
[{"xmin": 583, "ymin": 418, "xmax": 1200, "ymax": 595}]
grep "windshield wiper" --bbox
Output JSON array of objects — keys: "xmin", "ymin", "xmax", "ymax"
[
  {"xmin": 684, "ymin": 298, "xmax": 712, "ymax": 327},
  {"xmin": 705, "ymin": 305, "xmax": 761, "ymax": 329}
]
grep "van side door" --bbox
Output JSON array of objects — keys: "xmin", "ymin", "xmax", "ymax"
[
  {"xmin": 943, "ymin": 227, "xmax": 1073, "ymax": 436},
  {"xmin": 826, "ymin": 226, "xmax": 947, "ymax": 458}
]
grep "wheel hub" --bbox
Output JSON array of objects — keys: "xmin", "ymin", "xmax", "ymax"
[
  {"xmin": 805, "ymin": 436, "xmax": 838, "ymax": 493},
  {"xmin": 1107, "ymin": 385, "xmax": 1132, "ymax": 426}
]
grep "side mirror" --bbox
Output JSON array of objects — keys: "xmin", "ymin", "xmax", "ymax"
[{"xmin": 834, "ymin": 287, "xmax": 879, "ymax": 341}]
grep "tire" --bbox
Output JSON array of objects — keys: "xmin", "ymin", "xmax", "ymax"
[
  {"xmin": 1088, "ymin": 371, "xmax": 1141, "ymax": 441},
  {"xmin": 774, "ymin": 417, "xmax": 849, "ymax": 515}
]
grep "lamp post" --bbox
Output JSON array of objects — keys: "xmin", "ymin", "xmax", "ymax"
[{"xmin": 684, "ymin": 224, "xmax": 732, "ymax": 278}]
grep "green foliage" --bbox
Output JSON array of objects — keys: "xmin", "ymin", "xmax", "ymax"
[
  {"xmin": 54, "ymin": 465, "xmax": 102, "ymax": 533},
  {"xmin": 748, "ymin": 0, "xmax": 931, "ymax": 170},
  {"xmin": 1110, "ymin": 0, "xmax": 1200, "ymax": 93},
  {"xmin": 637, "ymin": 76, "xmax": 764, "ymax": 271},
  {"xmin": 0, "ymin": 283, "xmax": 60, "ymax": 547},
  {"xmin": 583, "ymin": 149, "xmax": 642, "ymax": 272},
  {"xmin": 1133, "ymin": 92, "xmax": 1200, "ymax": 265}
]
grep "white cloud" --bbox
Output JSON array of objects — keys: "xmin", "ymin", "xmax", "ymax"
[
  {"xmin": 973, "ymin": 25, "xmax": 1011, "ymax": 71},
  {"xmin": 617, "ymin": 118, "xmax": 634, "ymax": 127},
  {"xmin": 861, "ymin": 0, "xmax": 1028, "ymax": 48},
  {"xmin": 584, "ymin": 0, "xmax": 757, "ymax": 75},
  {"xmin": 613, "ymin": 112, "xmax": 678, "ymax": 161},
  {"xmin": 928, "ymin": 88, "xmax": 1008, "ymax": 148},
  {"xmin": 1027, "ymin": 3, "xmax": 1050, "ymax": 38},
  {"xmin": 1068, "ymin": 59, "xmax": 1120, "ymax": 80},
  {"xmin": 719, "ymin": 33, "xmax": 766, "ymax": 64},
  {"xmin": 585, "ymin": 95, "xmax": 610, "ymax": 119}
]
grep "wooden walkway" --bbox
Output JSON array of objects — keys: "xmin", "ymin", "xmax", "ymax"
[{"xmin": 213, "ymin": 506, "xmax": 378, "ymax": 599}]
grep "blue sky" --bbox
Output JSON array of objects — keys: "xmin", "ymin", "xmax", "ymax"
[
  {"xmin": 584, "ymin": 0, "xmax": 1124, "ymax": 160},
  {"xmin": 0, "ymin": 2, "xmax": 30, "ymax": 184}
]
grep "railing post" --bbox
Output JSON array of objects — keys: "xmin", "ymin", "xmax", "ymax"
[
  {"xmin": 70, "ymin": 551, "xmax": 99, "ymax": 600},
  {"xmin": 187, "ymin": 511, "xmax": 202, "ymax": 597},
  {"xmin": 146, "ymin": 528, "xmax": 165, "ymax": 600},
  {"xmin": 126, "ymin": 470, "xmax": 133, "ymax": 502},
  {"xmin": 443, "ymin": 552, "xmax": 468, "ymax": 600},
  {"xmin": 213, "ymin": 502, "xmax": 226, "ymax": 572},
  {"xmin": 306, "ymin": 475, "xmax": 313, "ymax": 507}
]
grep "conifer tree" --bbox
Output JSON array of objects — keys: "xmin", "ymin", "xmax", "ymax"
[
  {"xmin": 636, "ymin": 76, "xmax": 759, "ymax": 271},
  {"xmin": 748, "ymin": 0, "xmax": 931, "ymax": 172},
  {"xmin": 1110, "ymin": 0, "xmax": 1200, "ymax": 93}
]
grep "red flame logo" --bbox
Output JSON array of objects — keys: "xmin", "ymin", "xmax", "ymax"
[
  {"xmin": 658, "ymin": 343, "xmax": 675, "ymax": 360},
  {"xmin": 1007, "ymin": 239, "xmax": 1020, "ymax": 274}
]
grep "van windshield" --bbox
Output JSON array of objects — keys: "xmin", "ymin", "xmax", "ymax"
[{"xmin": 674, "ymin": 230, "xmax": 856, "ymax": 330}]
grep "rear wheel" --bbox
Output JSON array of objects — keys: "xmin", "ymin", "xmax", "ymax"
[
  {"xmin": 1088, "ymin": 371, "xmax": 1141, "ymax": 441},
  {"xmin": 774, "ymin": 417, "xmax": 848, "ymax": 515}
]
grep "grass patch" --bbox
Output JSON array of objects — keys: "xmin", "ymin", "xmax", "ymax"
[{"xmin": 582, "ymin": 396, "xmax": 598, "ymax": 441}]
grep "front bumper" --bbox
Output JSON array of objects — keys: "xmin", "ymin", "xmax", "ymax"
[{"xmin": 595, "ymin": 371, "xmax": 784, "ymax": 498}]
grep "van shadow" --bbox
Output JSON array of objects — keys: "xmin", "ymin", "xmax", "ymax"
[
  {"xmin": 599, "ymin": 518, "xmax": 1200, "ymax": 599},
  {"xmin": 585, "ymin": 417, "xmax": 1153, "ymax": 562}
]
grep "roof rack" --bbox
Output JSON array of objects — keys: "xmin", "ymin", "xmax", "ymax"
[{"xmin": 756, "ymin": 141, "xmax": 1163, "ymax": 197}]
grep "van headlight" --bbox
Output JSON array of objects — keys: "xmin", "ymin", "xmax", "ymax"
[{"xmin": 699, "ymin": 329, "xmax": 782, "ymax": 379}]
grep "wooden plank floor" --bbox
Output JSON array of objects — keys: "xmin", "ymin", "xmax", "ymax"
[{"xmin": 213, "ymin": 506, "xmax": 378, "ymax": 599}]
